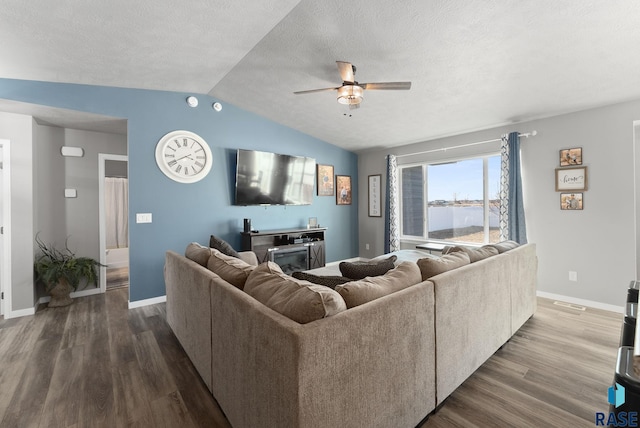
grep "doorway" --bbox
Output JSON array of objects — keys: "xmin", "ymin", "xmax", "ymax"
[
  {"xmin": 98, "ymin": 154, "xmax": 129, "ymax": 292},
  {"xmin": 0, "ymin": 140, "xmax": 10, "ymax": 317}
]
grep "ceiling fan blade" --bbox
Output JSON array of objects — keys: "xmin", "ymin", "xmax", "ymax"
[
  {"xmin": 360, "ymin": 82, "xmax": 412, "ymax": 90},
  {"xmin": 336, "ymin": 61, "xmax": 355, "ymax": 83},
  {"xmin": 293, "ymin": 87, "xmax": 339, "ymax": 95}
]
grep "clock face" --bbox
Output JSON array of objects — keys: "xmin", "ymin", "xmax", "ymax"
[{"xmin": 155, "ymin": 130, "xmax": 213, "ymax": 183}]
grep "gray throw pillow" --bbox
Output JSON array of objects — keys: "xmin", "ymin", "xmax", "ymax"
[
  {"xmin": 339, "ymin": 255, "xmax": 397, "ymax": 280},
  {"xmin": 209, "ymin": 234, "xmax": 240, "ymax": 258},
  {"xmin": 245, "ymin": 262, "xmax": 347, "ymax": 324},
  {"xmin": 335, "ymin": 262, "xmax": 422, "ymax": 308},
  {"xmin": 291, "ymin": 271, "xmax": 352, "ymax": 290}
]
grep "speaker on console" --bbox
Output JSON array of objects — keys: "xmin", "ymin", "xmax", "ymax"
[{"xmin": 244, "ymin": 218, "xmax": 251, "ymax": 233}]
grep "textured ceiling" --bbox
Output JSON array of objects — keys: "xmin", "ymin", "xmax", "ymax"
[{"xmin": 1, "ymin": 0, "xmax": 640, "ymax": 151}]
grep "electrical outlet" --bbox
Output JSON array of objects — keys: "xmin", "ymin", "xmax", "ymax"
[
  {"xmin": 569, "ymin": 271, "xmax": 578, "ymax": 282},
  {"xmin": 365, "ymin": 243, "xmax": 370, "ymax": 250}
]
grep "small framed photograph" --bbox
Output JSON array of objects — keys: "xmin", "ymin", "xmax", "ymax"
[
  {"xmin": 316, "ymin": 164, "xmax": 334, "ymax": 196},
  {"xmin": 308, "ymin": 217, "xmax": 318, "ymax": 228},
  {"xmin": 560, "ymin": 147, "xmax": 582, "ymax": 166},
  {"xmin": 561, "ymin": 193, "xmax": 583, "ymax": 210},
  {"xmin": 336, "ymin": 175, "xmax": 352, "ymax": 205},
  {"xmin": 368, "ymin": 174, "xmax": 382, "ymax": 217},
  {"xmin": 555, "ymin": 166, "xmax": 588, "ymax": 191}
]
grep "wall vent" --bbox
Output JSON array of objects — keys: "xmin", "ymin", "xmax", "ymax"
[{"xmin": 553, "ymin": 300, "xmax": 586, "ymax": 311}]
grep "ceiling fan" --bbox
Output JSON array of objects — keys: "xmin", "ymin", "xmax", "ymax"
[{"xmin": 294, "ymin": 61, "xmax": 411, "ymax": 109}]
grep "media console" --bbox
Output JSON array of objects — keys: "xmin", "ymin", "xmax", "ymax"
[{"xmin": 241, "ymin": 227, "xmax": 326, "ymax": 274}]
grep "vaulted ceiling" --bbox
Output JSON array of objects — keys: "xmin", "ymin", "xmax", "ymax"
[{"xmin": 2, "ymin": 0, "xmax": 640, "ymax": 152}]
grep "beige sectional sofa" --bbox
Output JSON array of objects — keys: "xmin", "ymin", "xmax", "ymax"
[{"xmin": 165, "ymin": 242, "xmax": 537, "ymax": 428}]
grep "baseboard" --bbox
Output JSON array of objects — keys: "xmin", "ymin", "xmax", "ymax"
[
  {"xmin": 3, "ymin": 306, "xmax": 36, "ymax": 319},
  {"xmin": 128, "ymin": 295, "xmax": 166, "ymax": 309},
  {"xmin": 536, "ymin": 291, "xmax": 624, "ymax": 313}
]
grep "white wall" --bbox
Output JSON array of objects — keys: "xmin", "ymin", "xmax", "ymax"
[
  {"xmin": 358, "ymin": 99, "xmax": 640, "ymax": 307},
  {"xmin": 33, "ymin": 124, "xmax": 66, "ymax": 248},
  {"xmin": 0, "ymin": 112, "xmax": 35, "ymax": 312}
]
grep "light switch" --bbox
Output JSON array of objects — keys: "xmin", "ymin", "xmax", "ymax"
[
  {"xmin": 136, "ymin": 213, "xmax": 152, "ymax": 223},
  {"xmin": 64, "ymin": 188, "xmax": 77, "ymax": 198}
]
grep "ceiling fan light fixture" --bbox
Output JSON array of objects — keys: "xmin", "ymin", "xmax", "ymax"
[{"xmin": 337, "ymin": 85, "xmax": 363, "ymax": 105}]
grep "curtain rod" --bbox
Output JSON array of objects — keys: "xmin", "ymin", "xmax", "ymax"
[{"xmin": 395, "ymin": 130, "xmax": 537, "ymax": 158}]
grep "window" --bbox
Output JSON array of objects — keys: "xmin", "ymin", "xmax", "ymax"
[{"xmin": 399, "ymin": 154, "xmax": 501, "ymax": 244}]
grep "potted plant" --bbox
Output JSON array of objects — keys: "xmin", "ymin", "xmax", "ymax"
[{"xmin": 34, "ymin": 234, "xmax": 102, "ymax": 307}]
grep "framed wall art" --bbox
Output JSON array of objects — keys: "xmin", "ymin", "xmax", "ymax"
[
  {"xmin": 316, "ymin": 164, "xmax": 334, "ymax": 196},
  {"xmin": 559, "ymin": 147, "xmax": 582, "ymax": 166},
  {"xmin": 368, "ymin": 174, "xmax": 381, "ymax": 217},
  {"xmin": 560, "ymin": 192, "xmax": 583, "ymax": 210},
  {"xmin": 555, "ymin": 166, "xmax": 588, "ymax": 191},
  {"xmin": 336, "ymin": 175, "xmax": 352, "ymax": 205}
]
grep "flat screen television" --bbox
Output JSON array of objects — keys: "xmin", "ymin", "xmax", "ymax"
[{"xmin": 235, "ymin": 149, "xmax": 316, "ymax": 206}]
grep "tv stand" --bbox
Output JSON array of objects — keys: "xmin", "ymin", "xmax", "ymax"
[{"xmin": 241, "ymin": 227, "xmax": 327, "ymax": 270}]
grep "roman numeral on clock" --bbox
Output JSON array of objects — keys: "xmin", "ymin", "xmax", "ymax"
[{"xmin": 168, "ymin": 160, "xmax": 177, "ymax": 167}]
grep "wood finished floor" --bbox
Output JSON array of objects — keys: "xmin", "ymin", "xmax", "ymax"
[{"xmin": 0, "ymin": 291, "xmax": 622, "ymax": 427}]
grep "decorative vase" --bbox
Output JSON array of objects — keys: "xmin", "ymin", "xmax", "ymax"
[{"xmin": 48, "ymin": 279, "xmax": 73, "ymax": 307}]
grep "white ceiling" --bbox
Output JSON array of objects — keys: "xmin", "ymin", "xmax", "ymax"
[{"xmin": 2, "ymin": 0, "xmax": 640, "ymax": 151}]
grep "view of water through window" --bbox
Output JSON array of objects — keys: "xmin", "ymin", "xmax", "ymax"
[{"xmin": 401, "ymin": 155, "xmax": 501, "ymax": 244}]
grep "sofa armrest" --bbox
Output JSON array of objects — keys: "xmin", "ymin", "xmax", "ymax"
[
  {"xmin": 237, "ymin": 250, "xmax": 258, "ymax": 266},
  {"xmin": 431, "ymin": 253, "xmax": 511, "ymax": 404},
  {"xmin": 506, "ymin": 243, "xmax": 538, "ymax": 333},
  {"xmin": 165, "ymin": 250, "xmax": 214, "ymax": 392}
]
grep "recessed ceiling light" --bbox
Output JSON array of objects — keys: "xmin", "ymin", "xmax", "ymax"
[{"xmin": 213, "ymin": 102, "xmax": 222, "ymax": 112}]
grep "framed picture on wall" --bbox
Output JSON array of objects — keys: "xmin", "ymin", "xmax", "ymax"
[
  {"xmin": 559, "ymin": 147, "xmax": 583, "ymax": 166},
  {"xmin": 560, "ymin": 192, "xmax": 583, "ymax": 210},
  {"xmin": 317, "ymin": 164, "xmax": 334, "ymax": 196},
  {"xmin": 555, "ymin": 166, "xmax": 588, "ymax": 191},
  {"xmin": 336, "ymin": 175, "xmax": 352, "ymax": 205},
  {"xmin": 368, "ymin": 174, "xmax": 381, "ymax": 217}
]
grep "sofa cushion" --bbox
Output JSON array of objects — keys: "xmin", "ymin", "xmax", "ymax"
[
  {"xmin": 485, "ymin": 240, "xmax": 520, "ymax": 254},
  {"xmin": 244, "ymin": 262, "xmax": 347, "ymax": 324},
  {"xmin": 335, "ymin": 262, "xmax": 422, "ymax": 308},
  {"xmin": 339, "ymin": 255, "xmax": 397, "ymax": 280},
  {"xmin": 209, "ymin": 234, "xmax": 240, "ymax": 258},
  {"xmin": 446, "ymin": 245, "xmax": 498, "ymax": 263},
  {"xmin": 417, "ymin": 252, "xmax": 471, "ymax": 280},
  {"xmin": 291, "ymin": 271, "xmax": 352, "ymax": 290},
  {"xmin": 237, "ymin": 251, "xmax": 259, "ymax": 266},
  {"xmin": 185, "ymin": 242, "xmax": 213, "ymax": 267},
  {"xmin": 207, "ymin": 249, "xmax": 256, "ymax": 290}
]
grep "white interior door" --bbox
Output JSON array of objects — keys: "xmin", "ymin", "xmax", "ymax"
[
  {"xmin": 0, "ymin": 140, "xmax": 11, "ymax": 318},
  {"xmin": 0, "ymin": 144, "xmax": 4, "ymax": 317}
]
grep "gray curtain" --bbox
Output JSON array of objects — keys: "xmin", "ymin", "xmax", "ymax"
[
  {"xmin": 499, "ymin": 132, "xmax": 527, "ymax": 243},
  {"xmin": 384, "ymin": 155, "xmax": 400, "ymax": 253}
]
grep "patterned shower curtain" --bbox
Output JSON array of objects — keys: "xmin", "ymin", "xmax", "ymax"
[
  {"xmin": 384, "ymin": 154, "xmax": 400, "ymax": 253},
  {"xmin": 499, "ymin": 132, "xmax": 527, "ymax": 243}
]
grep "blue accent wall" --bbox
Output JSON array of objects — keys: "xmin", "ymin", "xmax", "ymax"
[{"xmin": 0, "ymin": 79, "xmax": 359, "ymax": 302}]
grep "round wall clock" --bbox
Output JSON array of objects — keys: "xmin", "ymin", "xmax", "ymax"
[{"xmin": 155, "ymin": 130, "xmax": 213, "ymax": 183}]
